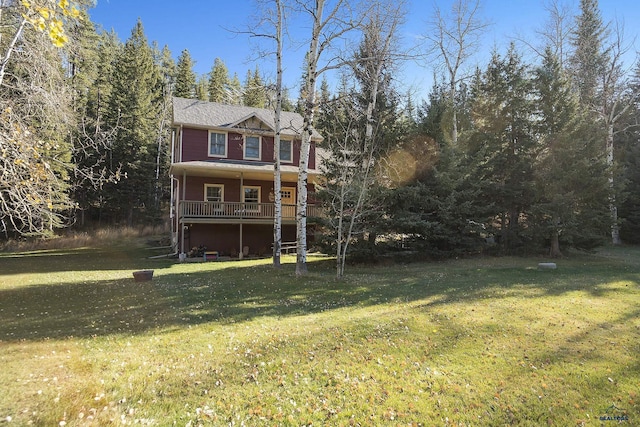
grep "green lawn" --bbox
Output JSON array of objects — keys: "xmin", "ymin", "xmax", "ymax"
[{"xmin": 0, "ymin": 244, "xmax": 638, "ymax": 426}]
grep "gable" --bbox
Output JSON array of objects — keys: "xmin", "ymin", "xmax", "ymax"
[
  {"xmin": 172, "ymin": 97, "xmax": 322, "ymax": 141},
  {"xmin": 228, "ymin": 113, "xmax": 275, "ymax": 134}
]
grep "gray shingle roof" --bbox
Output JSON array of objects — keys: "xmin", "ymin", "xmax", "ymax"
[{"xmin": 172, "ymin": 97, "xmax": 322, "ymax": 140}]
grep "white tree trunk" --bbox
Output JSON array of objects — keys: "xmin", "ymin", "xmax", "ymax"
[
  {"xmin": 273, "ymin": 0, "xmax": 284, "ymax": 268},
  {"xmin": 607, "ymin": 123, "xmax": 622, "ymax": 245},
  {"xmin": 295, "ymin": 0, "xmax": 324, "ymax": 276}
]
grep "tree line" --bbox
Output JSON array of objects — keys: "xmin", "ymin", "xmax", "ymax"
[
  {"xmin": 1, "ymin": 0, "xmax": 639, "ymax": 269},
  {"xmin": 0, "ymin": 0, "xmax": 295, "ymax": 237}
]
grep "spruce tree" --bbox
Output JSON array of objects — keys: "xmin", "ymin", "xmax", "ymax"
[
  {"xmin": 68, "ymin": 18, "xmax": 123, "ymax": 225},
  {"xmin": 174, "ymin": 49, "xmax": 196, "ymax": 98},
  {"xmin": 531, "ymin": 47, "xmax": 609, "ymax": 255},
  {"xmin": 105, "ymin": 19, "xmax": 162, "ymax": 225},
  {"xmin": 243, "ymin": 66, "xmax": 265, "ymax": 107},
  {"xmin": 468, "ymin": 44, "xmax": 536, "ymax": 253},
  {"xmin": 208, "ymin": 57, "xmax": 230, "ymax": 103},
  {"xmin": 195, "ymin": 75, "xmax": 208, "ymax": 100},
  {"xmin": 228, "ymin": 72, "xmax": 242, "ymax": 105},
  {"xmin": 569, "ymin": 0, "xmax": 607, "ymax": 107}
]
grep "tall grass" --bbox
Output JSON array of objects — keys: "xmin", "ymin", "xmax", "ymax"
[{"xmin": 0, "ymin": 225, "xmax": 169, "ymax": 253}]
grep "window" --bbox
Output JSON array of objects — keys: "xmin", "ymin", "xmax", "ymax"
[
  {"xmin": 205, "ymin": 184, "xmax": 224, "ymax": 213},
  {"xmin": 209, "ymin": 132, "xmax": 227, "ymax": 157},
  {"xmin": 243, "ymin": 186, "xmax": 261, "ymax": 211},
  {"xmin": 204, "ymin": 184, "xmax": 223, "ymax": 202},
  {"xmin": 244, "ymin": 135, "xmax": 261, "ymax": 159},
  {"xmin": 279, "ymin": 139, "xmax": 292, "ymax": 162}
]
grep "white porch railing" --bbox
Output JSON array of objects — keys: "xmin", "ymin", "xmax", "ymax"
[{"xmin": 180, "ymin": 201, "xmax": 320, "ymax": 221}]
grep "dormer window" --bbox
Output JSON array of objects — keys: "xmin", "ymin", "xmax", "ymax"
[
  {"xmin": 209, "ymin": 131, "xmax": 227, "ymax": 157},
  {"xmin": 244, "ymin": 135, "xmax": 261, "ymax": 160}
]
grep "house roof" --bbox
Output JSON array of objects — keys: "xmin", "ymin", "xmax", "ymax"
[{"xmin": 172, "ymin": 97, "xmax": 322, "ymax": 141}]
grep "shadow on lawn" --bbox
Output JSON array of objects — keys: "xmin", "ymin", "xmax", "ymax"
[
  {"xmin": 0, "ymin": 246, "xmax": 171, "ymax": 276},
  {"xmin": 0, "ymin": 254, "xmax": 638, "ymax": 342}
]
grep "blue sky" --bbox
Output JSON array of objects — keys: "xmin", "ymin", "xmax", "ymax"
[{"xmin": 89, "ymin": 0, "xmax": 638, "ymax": 101}]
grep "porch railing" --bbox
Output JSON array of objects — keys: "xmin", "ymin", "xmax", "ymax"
[{"xmin": 180, "ymin": 201, "xmax": 320, "ymax": 221}]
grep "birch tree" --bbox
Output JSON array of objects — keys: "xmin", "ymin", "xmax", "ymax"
[
  {"xmin": 236, "ymin": 0, "xmax": 288, "ymax": 267},
  {"xmin": 332, "ymin": 2, "xmax": 403, "ymax": 278},
  {"xmin": 569, "ymin": 0, "xmax": 639, "ymax": 245},
  {"xmin": 424, "ymin": 0, "xmax": 489, "ymax": 145},
  {"xmin": 0, "ymin": 0, "xmax": 81, "ymax": 236},
  {"xmin": 294, "ymin": 0, "xmax": 367, "ymax": 276}
]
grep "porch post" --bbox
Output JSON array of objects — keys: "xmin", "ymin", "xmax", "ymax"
[
  {"xmin": 180, "ymin": 171, "xmax": 187, "ymax": 260},
  {"xmin": 239, "ymin": 172, "xmax": 244, "ymax": 260}
]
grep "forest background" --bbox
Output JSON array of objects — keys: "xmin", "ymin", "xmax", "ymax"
[{"xmin": 1, "ymin": 0, "xmax": 639, "ymax": 260}]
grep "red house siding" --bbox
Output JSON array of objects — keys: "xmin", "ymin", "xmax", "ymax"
[
  {"xmin": 174, "ymin": 123, "xmax": 320, "ymax": 258},
  {"xmin": 262, "ymin": 136, "xmax": 274, "ymax": 162},
  {"xmin": 180, "ymin": 176, "xmax": 305, "ymax": 203},
  {"xmin": 180, "ymin": 127, "xmax": 316, "ymax": 167},
  {"xmin": 181, "ymin": 128, "xmax": 208, "ymax": 161}
]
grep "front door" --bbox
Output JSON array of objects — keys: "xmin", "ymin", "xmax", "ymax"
[{"xmin": 281, "ymin": 187, "xmax": 296, "ymax": 219}]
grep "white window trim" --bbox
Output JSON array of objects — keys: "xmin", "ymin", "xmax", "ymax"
[
  {"xmin": 244, "ymin": 135, "xmax": 262, "ymax": 160},
  {"xmin": 279, "ymin": 139, "xmax": 293, "ymax": 163},
  {"xmin": 204, "ymin": 184, "xmax": 224, "ymax": 202},
  {"xmin": 242, "ymin": 185, "xmax": 261, "ymax": 212},
  {"xmin": 208, "ymin": 131, "xmax": 228, "ymax": 158},
  {"xmin": 205, "ymin": 184, "xmax": 224, "ymax": 212}
]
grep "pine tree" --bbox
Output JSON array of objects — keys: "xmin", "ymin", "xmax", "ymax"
[
  {"xmin": 468, "ymin": 44, "xmax": 536, "ymax": 253},
  {"xmin": 228, "ymin": 72, "xmax": 242, "ymax": 105},
  {"xmin": 67, "ymin": 15, "xmax": 123, "ymax": 226},
  {"xmin": 174, "ymin": 49, "xmax": 196, "ymax": 98},
  {"xmin": 195, "ymin": 75, "xmax": 208, "ymax": 100},
  {"xmin": 105, "ymin": 19, "xmax": 162, "ymax": 225},
  {"xmin": 569, "ymin": 0, "xmax": 607, "ymax": 107},
  {"xmin": 618, "ymin": 60, "xmax": 640, "ymax": 243},
  {"xmin": 531, "ymin": 47, "xmax": 609, "ymax": 255},
  {"xmin": 243, "ymin": 66, "xmax": 265, "ymax": 107},
  {"xmin": 156, "ymin": 45, "xmax": 176, "ymax": 97},
  {"xmin": 208, "ymin": 57, "xmax": 230, "ymax": 103}
]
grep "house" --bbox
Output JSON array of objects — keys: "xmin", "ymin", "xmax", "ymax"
[{"xmin": 170, "ymin": 97, "xmax": 323, "ymax": 259}]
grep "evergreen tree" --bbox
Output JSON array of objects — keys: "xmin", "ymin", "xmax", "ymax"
[
  {"xmin": 156, "ymin": 44, "xmax": 176, "ymax": 97},
  {"xmin": 382, "ymin": 81, "xmax": 487, "ymax": 258},
  {"xmin": 243, "ymin": 66, "xmax": 265, "ymax": 107},
  {"xmin": 104, "ymin": 20, "xmax": 162, "ymax": 225},
  {"xmin": 467, "ymin": 44, "xmax": 537, "ymax": 253},
  {"xmin": 569, "ymin": 0, "xmax": 607, "ymax": 107},
  {"xmin": 530, "ymin": 47, "xmax": 609, "ymax": 255},
  {"xmin": 174, "ymin": 48, "xmax": 196, "ymax": 98},
  {"xmin": 228, "ymin": 72, "xmax": 242, "ymax": 105},
  {"xmin": 195, "ymin": 75, "xmax": 208, "ymax": 100},
  {"xmin": 618, "ymin": 60, "xmax": 640, "ymax": 243},
  {"xmin": 67, "ymin": 17, "xmax": 123, "ymax": 225},
  {"xmin": 208, "ymin": 57, "xmax": 230, "ymax": 103}
]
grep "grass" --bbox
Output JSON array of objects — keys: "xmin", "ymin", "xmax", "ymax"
[{"xmin": 0, "ymin": 243, "xmax": 639, "ymax": 426}]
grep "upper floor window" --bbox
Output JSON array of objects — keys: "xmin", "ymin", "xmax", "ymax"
[
  {"xmin": 244, "ymin": 135, "xmax": 261, "ymax": 160},
  {"xmin": 209, "ymin": 131, "xmax": 227, "ymax": 157},
  {"xmin": 279, "ymin": 139, "xmax": 293, "ymax": 162}
]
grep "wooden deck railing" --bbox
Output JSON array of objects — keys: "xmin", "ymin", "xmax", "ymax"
[{"xmin": 180, "ymin": 201, "xmax": 320, "ymax": 221}]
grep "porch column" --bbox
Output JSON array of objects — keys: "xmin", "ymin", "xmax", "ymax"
[
  {"xmin": 180, "ymin": 171, "xmax": 187, "ymax": 260},
  {"xmin": 239, "ymin": 172, "xmax": 244, "ymax": 260}
]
